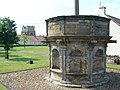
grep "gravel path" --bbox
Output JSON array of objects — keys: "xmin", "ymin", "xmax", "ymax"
[{"xmin": 0, "ymin": 68, "xmax": 120, "ymax": 90}]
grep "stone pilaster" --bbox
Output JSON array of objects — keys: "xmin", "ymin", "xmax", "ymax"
[
  {"xmin": 61, "ymin": 46, "xmax": 67, "ymax": 82},
  {"xmin": 88, "ymin": 42, "xmax": 94, "ymax": 83},
  {"xmin": 48, "ymin": 44, "xmax": 51, "ymax": 78}
]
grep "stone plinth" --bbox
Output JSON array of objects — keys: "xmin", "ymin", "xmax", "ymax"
[{"xmin": 46, "ymin": 15, "xmax": 113, "ymax": 87}]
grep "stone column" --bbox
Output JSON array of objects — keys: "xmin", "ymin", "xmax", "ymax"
[
  {"xmin": 48, "ymin": 44, "xmax": 52, "ymax": 78},
  {"xmin": 104, "ymin": 43, "xmax": 108, "ymax": 73},
  {"xmin": 88, "ymin": 44, "xmax": 94, "ymax": 83},
  {"xmin": 75, "ymin": 0, "xmax": 79, "ymax": 15},
  {"xmin": 61, "ymin": 46, "xmax": 67, "ymax": 83}
]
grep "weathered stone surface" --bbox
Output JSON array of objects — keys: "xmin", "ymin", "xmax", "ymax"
[
  {"xmin": 46, "ymin": 16, "xmax": 110, "ymax": 36},
  {"xmin": 46, "ymin": 15, "xmax": 112, "ymax": 87}
]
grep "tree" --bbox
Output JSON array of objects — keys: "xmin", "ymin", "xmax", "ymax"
[
  {"xmin": 20, "ymin": 33, "xmax": 28, "ymax": 48},
  {"xmin": 0, "ymin": 17, "xmax": 19, "ymax": 59}
]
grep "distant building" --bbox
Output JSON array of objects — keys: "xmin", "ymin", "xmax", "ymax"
[
  {"xmin": 18, "ymin": 35, "xmax": 46, "ymax": 45},
  {"xmin": 99, "ymin": 6, "xmax": 120, "ymax": 55},
  {"xmin": 21, "ymin": 26, "xmax": 36, "ymax": 36},
  {"xmin": 18, "ymin": 25, "xmax": 46, "ymax": 45}
]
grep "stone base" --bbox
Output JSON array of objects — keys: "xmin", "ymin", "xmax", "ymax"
[{"xmin": 46, "ymin": 76, "xmax": 109, "ymax": 88}]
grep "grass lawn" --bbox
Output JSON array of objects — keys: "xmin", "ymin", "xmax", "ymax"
[
  {"xmin": 0, "ymin": 46, "xmax": 119, "ymax": 74},
  {"xmin": 107, "ymin": 64, "xmax": 120, "ymax": 69},
  {"xmin": 0, "ymin": 46, "xmax": 49, "ymax": 74},
  {"xmin": 0, "ymin": 83, "xmax": 7, "ymax": 90}
]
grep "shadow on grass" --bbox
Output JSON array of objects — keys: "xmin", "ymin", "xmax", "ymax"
[
  {"xmin": 10, "ymin": 49, "xmax": 21, "ymax": 51},
  {"xmin": 0, "ymin": 51, "xmax": 38, "ymax": 62},
  {"xmin": 0, "ymin": 51, "xmax": 5, "ymax": 57},
  {"xmin": 10, "ymin": 49, "xmax": 18, "ymax": 51},
  {"xmin": 9, "ymin": 57, "xmax": 38, "ymax": 62},
  {"xmin": 9, "ymin": 54, "xmax": 21, "ymax": 57},
  {"xmin": 0, "ymin": 52, "xmax": 4, "ymax": 54},
  {"xmin": 0, "ymin": 53, "xmax": 21, "ymax": 58}
]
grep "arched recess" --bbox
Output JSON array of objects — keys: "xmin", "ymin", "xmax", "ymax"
[
  {"xmin": 69, "ymin": 50, "xmax": 87, "ymax": 73},
  {"xmin": 93, "ymin": 49, "xmax": 104, "ymax": 72},
  {"xmin": 30, "ymin": 33, "xmax": 33, "ymax": 36},
  {"xmin": 52, "ymin": 49, "xmax": 60, "ymax": 69}
]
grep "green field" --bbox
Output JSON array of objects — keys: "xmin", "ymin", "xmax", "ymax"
[
  {"xmin": 0, "ymin": 46, "xmax": 120, "ymax": 74},
  {"xmin": 0, "ymin": 46, "xmax": 49, "ymax": 74},
  {"xmin": 0, "ymin": 83, "xmax": 7, "ymax": 90},
  {"xmin": 107, "ymin": 63, "xmax": 120, "ymax": 69}
]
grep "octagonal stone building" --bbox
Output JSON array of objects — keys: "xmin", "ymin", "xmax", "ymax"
[{"xmin": 46, "ymin": 15, "xmax": 114, "ymax": 87}]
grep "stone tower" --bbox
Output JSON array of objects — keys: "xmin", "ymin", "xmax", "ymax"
[
  {"xmin": 21, "ymin": 26, "xmax": 36, "ymax": 36},
  {"xmin": 46, "ymin": 0, "xmax": 115, "ymax": 87}
]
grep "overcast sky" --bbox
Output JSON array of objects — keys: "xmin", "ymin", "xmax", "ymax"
[{"xmin": 0, "ymin": 0, "xmax": 120, "ymax": 36}]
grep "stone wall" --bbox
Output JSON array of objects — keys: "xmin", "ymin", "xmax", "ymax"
[
  {"xmin": 46, "ymin": 16, "xmax": 110, "ymax": 36},
  {"xmin": 48, "ymin": 37, "xmax": 107, "ymax": 85},
  {"xmin": 46, "ymin": 15, "xmax": 111, "ymax": 87}
]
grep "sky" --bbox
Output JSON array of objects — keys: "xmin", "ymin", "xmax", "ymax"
[{"xmin": 0, "ymin": 0, "xmax": 120, "ymax": 36}]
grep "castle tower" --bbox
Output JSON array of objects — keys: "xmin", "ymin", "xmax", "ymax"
[{"xmin": 21, "ymin": 26, "xmax": 36, "ymax": 36}]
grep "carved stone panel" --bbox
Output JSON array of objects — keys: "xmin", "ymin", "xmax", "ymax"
[
  {"xmin": 77, "ymin": 20, "xmax": 91, "ymax": 35},
  {"xmin": 93, "ymin": 21, "xmax": 108, "ymax": 36},
  {"xmin": 65, "ymin": 23, "xmax": 76, "ymax": 35},
  {"xmin": 69, "ymin": 57, "xmax": 81, "ymax": 73},
  {"xmin": 68, "ymin": 50, "xmax": 87, "ymax": 73},
  {"xmin": 65, "ymin": 20, "xmax": 91, "ymax": 35},
  {"xmin": 48, "ymin": 21, "xmax": 63, "ymax": 36}
]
